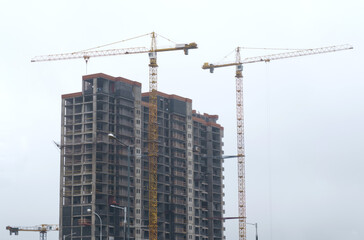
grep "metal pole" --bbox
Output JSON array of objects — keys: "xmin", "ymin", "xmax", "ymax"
[
  {"xmin": 63, "ymin": 232, "xmax": 75, "ymax": 240},
  {"xmin": 123, "ymin": 206, "xmax": 127, "ymax": 240},
  {"xmin": 108, "ymin": 133, "xmax": 131, "ymax": 240},
  {"xmin": 110, "ymin": 205, "xmax": 127, "ymax": 240},
  {"xmin": 255, "ymin": 223, "xmax": 258, "ymax": 240},
  {"xmin": 93, "ymin": 211, "xmax": 102, "ymax": 240},
  {"xmin": 246, "ymin": 222, "xmax": 258, "ymax": 240}
]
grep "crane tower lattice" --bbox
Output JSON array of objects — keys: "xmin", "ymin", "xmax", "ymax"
[{"xmin": 202, "ymin": 43, "xmax": 353, "ymax": 240}]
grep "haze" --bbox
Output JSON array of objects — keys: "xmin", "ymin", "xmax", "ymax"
[{"xmin": 0, "ymin": 0, "xmax": 363, "ymax": 239}]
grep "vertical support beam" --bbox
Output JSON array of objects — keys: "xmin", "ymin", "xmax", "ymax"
[
  {"xmin": 91, "ymin": 77, "xmax": 98, "ymax": 240},
  {"xmin": 206, "ymin": 126, "xmax": 214, "ymax": 240},
  {"xmin": 40, "ymin": 232, "xmax": 47, "ymax": 240},
  {"xmin": 186, "ymin": 103, "xmax": 195, "ymax": 240},
  {"xmin": 134, "ymin": 87, "xmax": 142, "ymax": 239},
  {"xmin": 59, "ymin": 97, "xmax": 65, "ymax": 240}
]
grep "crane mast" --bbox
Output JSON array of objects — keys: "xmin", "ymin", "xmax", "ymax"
[
  {"xmin": 148, "ymin": 32, "xmax": 159, "ymax": 240},
  {"xmin": 202, "ymin": 43, "xmax": 353, "ymax": 240},
  {"xmin": 234, "ymin": 47, "xmax": 247, "ymax": 240}
]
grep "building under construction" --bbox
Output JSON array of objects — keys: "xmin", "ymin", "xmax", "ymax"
[{"xmin": 60, "ymin": 73, "xmax": 225, "ymax": 240}]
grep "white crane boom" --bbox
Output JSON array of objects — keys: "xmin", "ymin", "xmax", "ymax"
[
  {"xmin": 242, "ymin": 44, "xmax": 353, "ymax": 64},
  {"xmin": 31, "ymin": 43, "xmax": 197, "ymax": 62},
  {"xmin": 203, "ymin": 44, "xmax": 353, "ymax": 71},
  {"xmin": 31, "ymin": 47, "xmax": 149, "ymax": 62}
]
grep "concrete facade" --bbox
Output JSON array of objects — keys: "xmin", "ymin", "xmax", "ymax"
[{"xmin": 59, "ymin": 73, "xmax": 224, "ymax": 240}]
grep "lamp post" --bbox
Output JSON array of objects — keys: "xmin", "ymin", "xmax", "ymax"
[
  {"xmin": 222, "ymin": 154, "xmax": 245, "ymax": 159},
  {"xmin": 246, "ymin": 222, "xmax": 258, "ymax": 240},
  {"xmin": 87, "ymin": 209, "xmax": 102, "ymax": 240},
  {"xmin": 110, "ymin": 204, "xmax": 127, "ymax": 239},
  {"xmin": 63, "ymin": 232, "xmax": 75, "ymax": 240},
  {"xmin": 108, "ymin": 133, "xmax": 131, "ymax": 240}
]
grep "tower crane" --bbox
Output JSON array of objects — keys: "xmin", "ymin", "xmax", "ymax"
[
  {"xmin": 6, "ymin": 224, "xmax": 59, "ymax": 240},
  {"xmin": 202, "ymin": 44, "xmax": 353, "ymax": 240},
  {"xmin": 32, "ymin": 32, "xmax": 197, "ymax": 240}
]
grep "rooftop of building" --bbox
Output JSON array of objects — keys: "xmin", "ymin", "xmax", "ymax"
[
  {"xmin": 82, "ymin": 73, "xmax": 141, "ymax": 86},
  {"xmin": 61, "ymin": 73, "xmax": 223, "ymax": 129}
]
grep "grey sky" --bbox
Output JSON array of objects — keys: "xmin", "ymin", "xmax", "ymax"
[{"xmin": 0, "ymin": 0, "xmax": 363, "ymax": 239}]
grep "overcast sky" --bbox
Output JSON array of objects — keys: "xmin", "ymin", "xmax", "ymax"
[{"xmin": 0, "ymin": 0, "xmax": 363, "ymax": 240}]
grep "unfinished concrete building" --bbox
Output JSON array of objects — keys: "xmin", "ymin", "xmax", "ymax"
[{"xmin": 59, "ymin": 73, "xmax": 225, "ymax": 240}]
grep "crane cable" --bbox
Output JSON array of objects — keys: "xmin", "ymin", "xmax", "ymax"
[
  {"xmin": 157, "ymin": 33, "xmax": 177, "ymax": 44},
  {"xmin": 77, "ymin": 33, "xmax": 151, "ymax": 53},
  {"xmin": 215, "ymin": 47, "xmax": 311, "ymax": 66},
  {"xmin": 77, "ymin": 32, "xmax": 178, "ymax": 53}
]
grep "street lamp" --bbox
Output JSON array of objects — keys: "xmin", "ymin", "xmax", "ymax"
[
  {"xmin": 222, "ymin": 154, "xmax": 245, "ymax": 159},
  {"xmin": 87, "ymin": 209, "xmax": 102, "ymax": 240},
  {"xmin": 108, "ymin": 133, "xmax": 132, "ymax": 240},
  {"xmin": 63, "ymin": 232, "xmax": 75, "ymax": 240},
  {"xmin": 110, "ymin": 204, "xmax": 127, "ymax": 239},
  {"xmin": 246, "ymin": 222, "xmax": 258, "ymax": 240}
]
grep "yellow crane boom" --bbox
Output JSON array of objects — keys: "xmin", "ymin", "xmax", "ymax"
[{"xmin": 202, "ymin": 43, "xmax": 353, "ymax": 240}]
